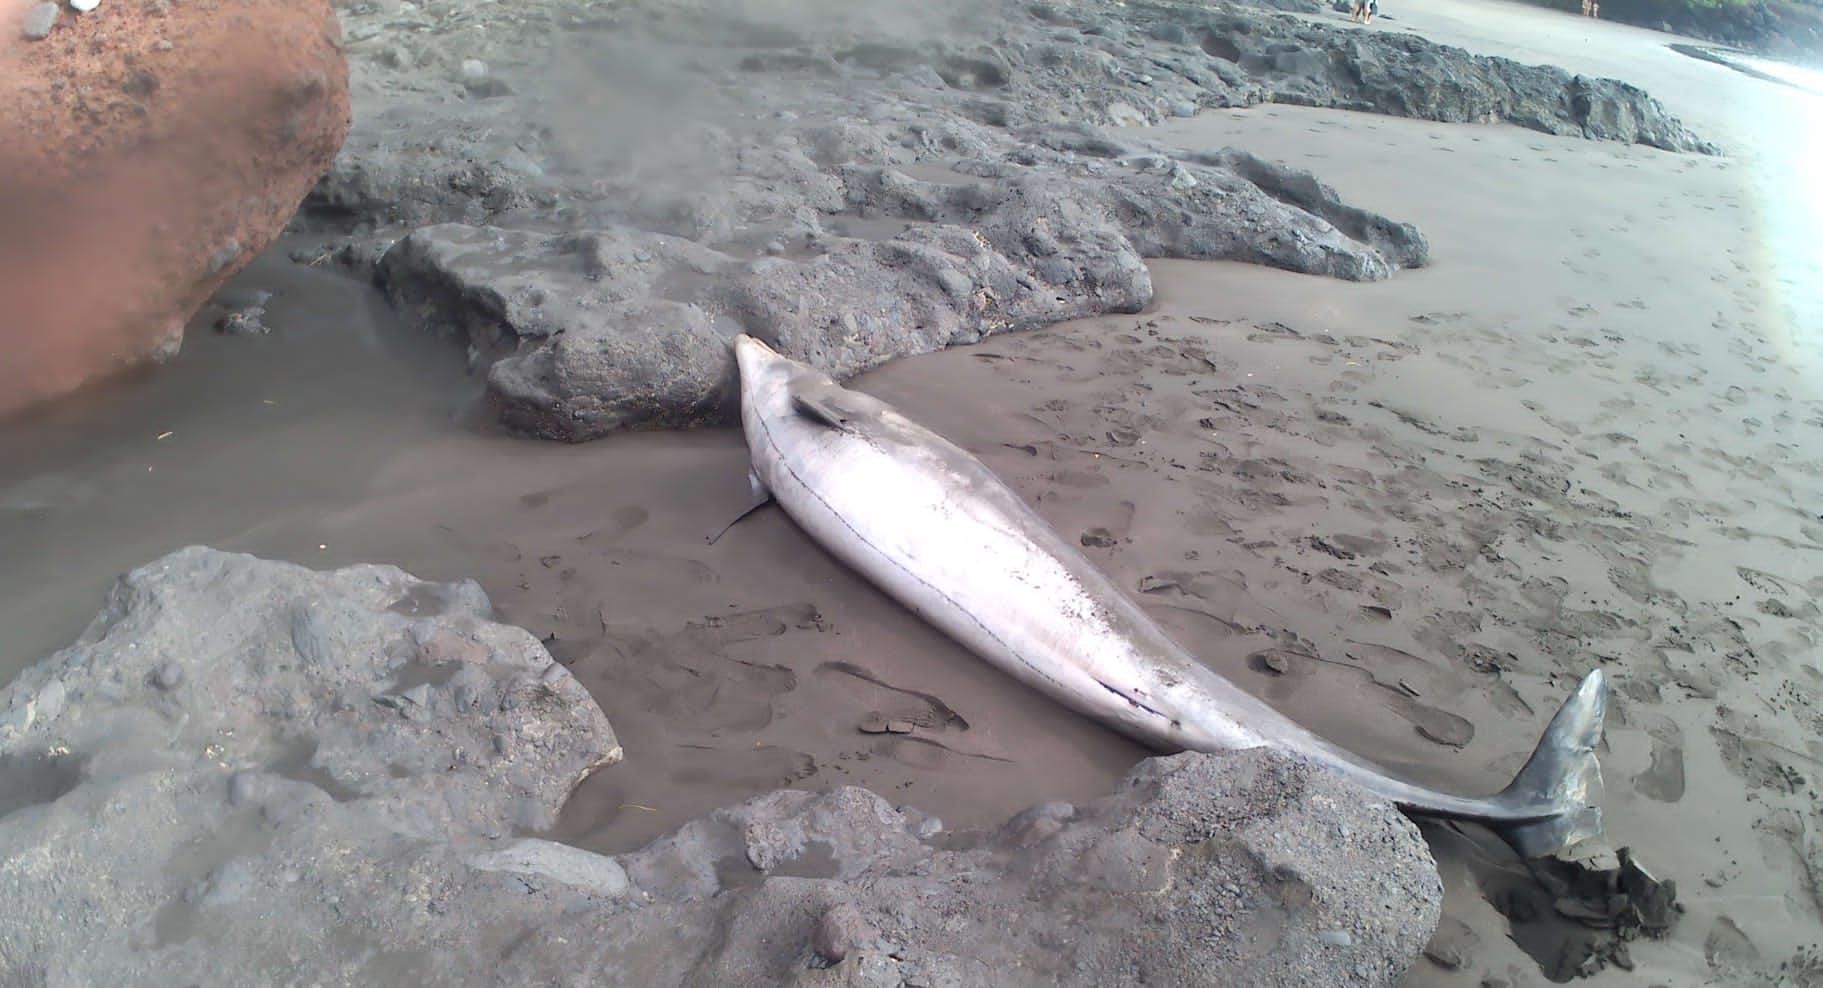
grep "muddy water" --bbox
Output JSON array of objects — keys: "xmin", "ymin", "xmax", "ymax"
[
  {"xmin": 0, "ymin": 241, "xmax": 1149, "ymax": 856},
  {"xmin": 1, "ymin": 245, "xmax": 471, "ymax": 667}
]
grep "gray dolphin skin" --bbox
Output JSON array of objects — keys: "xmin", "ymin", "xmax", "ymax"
[{"xmin": 733, "ymin": 334, "xmax": 1607, "ymax": 858}]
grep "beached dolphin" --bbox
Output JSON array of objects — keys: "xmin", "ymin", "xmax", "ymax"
[{"xmin": 732, "ymin": 334, "xmax": 1606, "ymax": 858}]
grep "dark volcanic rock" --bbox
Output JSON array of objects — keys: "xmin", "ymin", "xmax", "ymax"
[
  {"xmin": 1120, "ymin": 1, "xmax": 1716, "ymax": 153},
  {"xmin": 508, "ymin": 749, "xmax": 1443, "ymax": 986},
  {"xmin": 303, "ymin": 0, "xmax": 1710, "ymax": 439},
  {"xmin": 376, "ymin": 224, "xmax": 744, "ymax": 438},
  {"xmin": 375, "ymin": 148, "xmax": 1426, "ymax": 439},
  {"xmin": 1, "ymin": 546, "xmax": 1443, "ymax": 985},
  {"xmin": 0, "ymin": 547, "xmax": 622, "ymax": 983}
]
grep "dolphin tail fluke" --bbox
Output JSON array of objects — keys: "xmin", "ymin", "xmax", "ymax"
[{"xmin": 1489, "ymin": 668, "xmax": 1608, "ymax": 858}]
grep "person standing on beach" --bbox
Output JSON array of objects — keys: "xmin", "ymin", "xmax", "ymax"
[{"xmin": 1351, "ymin": 0, "xmax": 1378, "ymax": 24}]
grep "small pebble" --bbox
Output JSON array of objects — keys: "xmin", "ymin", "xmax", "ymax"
[
  {"xmin": 216, "ymin": 302, "xmax": 269, "ymax": 336},
  {"xmin": 1080, "ymin": 528, "xmax": 1117, "ymax": 548},
  {"xmin": 227, "ymin": 771, "xmax": 260, "ymax": 806},
  {"xmin": 813, "ymin": 902, "xmax": 878, "ymax": 964},
  {"xmin": 152, "ymin": 661, "xmax": 185, "ymax": 690},
  {"xmin": 885, "ymin": 719, "xmax": 915, "ymax": 734},
  {"xmin": 1319, "ymin": 929, "xmax": 1354, "ymax": 947},
  {"xmin": 1423, "ymin": 942, "xmax": 1464, "ymax": 970},
  {"xmin": 206, "ymin": 240, "xmax": 241, "ymax": 274},
  {"xmin": 21, "ymin": 2, "xmax": 58, "ymax": 39},
  {"xmin": 460, "ymin": 58, "xmax": 488, "ymax": 79},
  {"xmin": 70, "ymin": 0, "xmax": 100, "ymax": 13}
]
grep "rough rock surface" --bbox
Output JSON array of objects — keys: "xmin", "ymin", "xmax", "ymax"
[
  {"xmin": 0, "ymin": 546, "xmax": 1441, "ymax": 986},
  {"xmin": 535, "ymin": 749, "xmax": 1444, "ymax": 987},
  {"xmin": 1118, "ymin": 0, "xmax": 1719, "ymax": 153},
  {"xmin": 287, "ymin": 0, "xmax": 1712, "ymax": 440},
  {"xmin": 0, "ymin": 0, "xmax": 350, "ymax": 418},
  {"xmin": 375, "ymin": 148, "xmax": 1420, "ymax": 437},
  {"xmin": 0, "ymin": 546, "xmax": 622, "ymax": 984}
]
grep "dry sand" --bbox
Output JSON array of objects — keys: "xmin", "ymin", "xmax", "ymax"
[{"xmin": 4, "ymin": 1, "xmax": 1822, "ymax": 984}]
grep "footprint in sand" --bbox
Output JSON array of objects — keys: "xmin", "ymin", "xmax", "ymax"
[
  {"xmin": 1710, "ymin": 716, "xmax": 1809, "ymax": 797},
  {"xmin": 594, "ymin": 603, "xmax": 821, "ymax": 733},
  {"xmin": 1408, "ymin": 311, "xmax": 1470, "ymax": 326},
  {"xmin": 1626, "ymin": 710, "xmax": 1687, "ymax": 803},
  {"xmin": 667, "ymin": 743, "xmax": 818, "ymax": 788},
  {"xmin": 1242, "ymin": 641, "xmax": 1476, "ymax": 750},
  {"xmin": 1704, "ymin": 916, "xmax": 1763, "ymax": 977},
  {"xmin": 578, "ymin": 505, "xmax": 650, "ymax": 542},
  {"xmin": 1735, "ymin": 565, "xmax": 1791, "ymax": 596},
  {"xmin": 811, "ymin": 661, "xmax": 1009, "ymax": 769},
  {"xmin": 1754, "ymin": 808, "xmax": 1823, "ymax": 922}
]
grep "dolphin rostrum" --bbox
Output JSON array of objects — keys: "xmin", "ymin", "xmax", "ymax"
[{"xmin": 733, "ymin": 334, "xmax": 1606, "ymax": 857}]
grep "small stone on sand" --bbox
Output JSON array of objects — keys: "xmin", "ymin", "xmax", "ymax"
[
  {"xmin": 813, "ymin": 902, "xmax": 877, "ymax": 964},
  {"xmin": 1416, "ymin": 720, "xmax": 1473, "ymax": 747},
  {"xmin": 152, "ymin": 661, "xmax": 184, "ymax": 690},
  {"xmin": 1080, "ymin": 528, "xmax": 1117, "ymax": 548},
  {"xmin": 22, "ymin": 2, "xmax": 58, "ymax": 38}
]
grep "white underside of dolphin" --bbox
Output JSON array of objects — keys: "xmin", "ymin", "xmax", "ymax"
[{"xmin": 733, "ymin": 334, "xmax": 1606, "ymax": 858}]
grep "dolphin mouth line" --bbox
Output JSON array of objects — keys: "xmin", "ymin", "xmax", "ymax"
[{"xmin": 1096, "ymin": 678, "xmax": 1167, "ymax": 720}]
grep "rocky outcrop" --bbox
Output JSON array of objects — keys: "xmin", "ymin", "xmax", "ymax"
[
  {"xmin": 288, "ymin": 0, "xmax": 1714, "ymax": 440},
  {"xmin": 307, "ymin": 0, "xmax": 1713, "ymax": 245},
  {"xmin": 1122, "ymin": 0, "xmax": 1718, "ymax": 153},
  {"xmin": 1555, "ymin": 0, "xmax": 1823, "ymax": 61},
  {"xmin": 374, "ymin": 150, "xmax": 1424, "ymax": 439},
  {"xmin": 0, "ymin": 0, "xmax": 349, "ymax": 418},
  {"xmin": 0, "ymin": 547, "xmax": 622, "ymax": 983},
  {"xmin": 0, "ymin": 546, "xmax": 1442, "ymax": 985},
  {"xmin": 562, "ymin": 749, "xmax": 1444, "ymax": 987}
]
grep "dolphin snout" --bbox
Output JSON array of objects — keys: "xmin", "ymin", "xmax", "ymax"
[{"xmin": 734, "ymin": 334, "xmax": 787, "ymax": 383}]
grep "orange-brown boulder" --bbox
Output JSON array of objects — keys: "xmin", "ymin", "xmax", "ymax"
[{"xmin": 0, "ymin": 0, "xmax": 349, "ymax": 416}]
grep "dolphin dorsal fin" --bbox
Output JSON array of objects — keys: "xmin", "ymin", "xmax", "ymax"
[{"xmin": 790, "ymin": 383, "xmax": 863, "ymax": 432}]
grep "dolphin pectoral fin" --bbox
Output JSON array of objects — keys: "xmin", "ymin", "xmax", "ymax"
[{"xmin": 707, "ymin": 468, "xmax": 773, "ymax": 545}]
